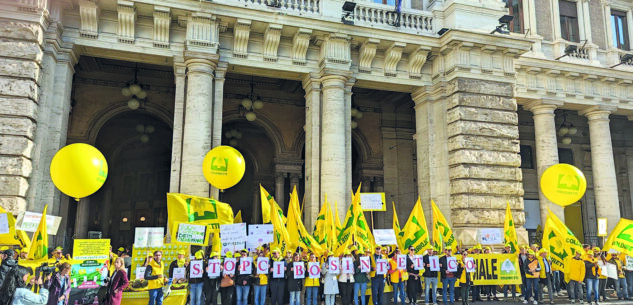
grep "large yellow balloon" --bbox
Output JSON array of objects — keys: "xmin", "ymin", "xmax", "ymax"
[
  {"xmin": 202, "ymin": 146, "xmax": 246, "ymax": 190},
  {"xmin": 540, "ymin": 163, "xmax": 587, "ymax": 207},
  {"xmin": 50, "ymin": 144, "xmax": 108, "ymax": 200}
]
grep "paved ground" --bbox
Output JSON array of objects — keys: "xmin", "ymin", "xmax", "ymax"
[{"xmin": 406, "ymin": 291, "xmax": 633, "ymax": 305}]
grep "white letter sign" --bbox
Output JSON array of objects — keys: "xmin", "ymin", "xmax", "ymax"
[
  {"xmin": 273, "ymin": 261, "xmax": 285, "ymax": 278},
  {"xmin": 397, "ymin": 255, "xmax": 407, "ymax": 270},
  {"xmin": 190, "ymin": 260, "xmax": 204, "ymax": 279},
  {"xmin": 342, "ymin": 257, "xmax": 354, "ymax": 274},
  {"xmin": 293, "ymin": 262, "xmax": 305, "ymax": 279},
  {"xmin": 413, "ymin": 255, "xmax": 424, "ymax": 270},
  {"xmin": 223, "ymin": 258, "xmax": 236, "ymax": 275},
  {"xmin": 257, "ymin": 257, "xmax": 269, "ymax": 275},
  {"xmin": 359, "ymin": 256, "xmax": 370, "ymax": 273},
  {"xmin": 240, "ymin": 257, "xmax": 253, "ymax": 274},
  {"xmin": 376, "ymin": 259, "xmax": 388, "ymax": 275},
  {"xmin": 308, "ymin": 262, "xmax": 320, "ymax": 278},
  {"xmin": 208, "ymin": 259, "xmax": 221, "ymax": 277},
  {"xmin": 329, "ymin": 257, "xmax": 340, "ymax": 274},
  {"xmin": 447, "ymin": 257, "xmax": 458, "ymax": 272},
  {"xmin": 429, "ymin": 256, "xmax": 440, "ymax": 271},
  {"xmin": 465, "ymin": 257, "xmax": 476, "ymax": 273}
]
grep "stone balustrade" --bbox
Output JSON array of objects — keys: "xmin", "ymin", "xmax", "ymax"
[{"xmin": 354, "ymin": 2, "xmax": 435, "ymax": 34}]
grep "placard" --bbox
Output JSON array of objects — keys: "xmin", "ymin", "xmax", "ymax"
[
  {"xmin": 626, "ymin": 256, "xmax": 633, "ymax": 270},
  {"xmin": 465, "ymin": 257, "xmax": 476, "ymax": 273},
  {"xmin": 308, "ymin": 262, "xmax": 320, "ymax": 278},
  {"xmin": 207, "ymin": 259, "xmax": 221, "ymax": 277},
  {"xmin": 373, "ymin": 229, "xmax": 398, "ymax": 245},
  {"xmin": 190, "ymin": 260, "xmax": 204, "ymax": 278},
  {"xmin": 223, "ymin": 258, "xmax": 237, "ymax": 275},
  {"xmin": 134, "ymin": 227, "xmax": 165, "ymax": 248},
  {"xmin": 396, "ymin": 255, "xmax": 407, "ymax": 270},
  {"xmin": 478, "ymin": 228, "xmax": 503, "ymax": 245},
  {"xmin": 446, "ymin": 257, "xmax": 458, "ymax": 272},
  {"xmin": 412, "ymin": 255, "xmax": 424, "ymax": 270},
  {"xmin": 428, "ymin": 256, "xmax": 440, "ymax": 271},
  {"xmin": 328, "ymin": 257, "xmax": 340, "ymax": 274},
  {"xmin": 0, "ymin": 213, "xmax": 9, "ymax": 234},
  {"xmin": 173, "ymin": 267, "xmax": 186, "ymax": 280},
  {"xmin": 606, "ymin": 263, "xmax": 618, "ymax": 279},
  {"xmin": 176, "ymin": 223, "xmax": 207, "ymax": 245},
  {"xmin": 341, "ymin": 257, "xmax": 354, "ymax": 274},
  {"xmin": 16, "ymin": 211, "xmax": 62, "ymax": 235},
  {"xmin": 376, "ymin": 259, "xmax": 388, "ymax": 275},
  {"xmin": 293, "ymin": 262, "xmax": 305, "ymax": 279},
  {"xmin": 73, "ymin": 239, "xmax": 110, "ymax": 260},
  {"xmin": 272, "ymin": 261, "xmax": 285, "ymax": 278},
  {"xmin": 240, "ymin": 257, "xmax": 253, "ymax": 274},
  {"xmin": 359, "ymin": 256, "xmax": 371, "ymax": 272},
  {"xmin": 220, "ymin": 223, "xmax": 247, "ymax": 255},
  {"xmin": 135, "ymin": 267, "xmax": 146, "ymax": 280},
  {"xmin": 257, "ymin": 258, "xmax": 270, "ymax": 275},
  {"xmin": 247, "ymin": 224, "xmax": 274, "ymax": 251},
  {"xmin": 360, "ymin": 193, "xmax": 386, "ymax": 211},
  {"xmin": 598, "ymin": 218, "xmax": 608, "ymax": 237}
]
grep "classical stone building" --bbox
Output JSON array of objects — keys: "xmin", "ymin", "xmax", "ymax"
[{"xmin": 0, "ymin": 0, "xmax": 632, "ymax": 249}]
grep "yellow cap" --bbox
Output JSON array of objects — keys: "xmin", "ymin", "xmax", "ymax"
[
  {"xmin": 343, "ymin": 250, "xmax": 351, "ymax": 255},
  {"xmin": 484, "ymin": 246, "xmax": 491, "ymax": 251},
  {"xmin": 234, "ymin": 253, "xmax": 242, "ymax": 258},
  {"xmin": 505, "ymin": 243, "xmax": 512, "ymax": 248},
  {"xmin": 177, "ymin": 250, "xmax": 186, "ymax": 255},
  {"xmin": 211, "ymin": 252, "xmax": 219, "ymax": 257},
  {"xmin": 531, "ymin": 244, "xmax": 539, "ymax": 248},
  {"xmin": 118, "ymin": 247, "xmax": 125, "ymax": 252},
  {"xmin": 350, "ymin": 246, "xmax": 357, "ymax": 251},
  {"xmin": 592, "ymin": 247, "xmax": 601, "ymax": 252},
  {"xmin": 587, "ymin": 250, "xmax": 594, "ymax": 256},
  {"xmin": 272, "ymin": 248, "xmax": 280, "ymax": 253},
  {"xmin": 0, "ymin": 246, "xmax": 8, "ymax": 251},
  {"xmin": 195, "ymin": 250, "xmax": 204, "ymax": 260},
  {"xmin": 528, "ymin": 250, "xmax": 535, "ymax": 255},
  {"xmin": 225, "ymin": 251, "xmax": 233, "ymax": 258}
]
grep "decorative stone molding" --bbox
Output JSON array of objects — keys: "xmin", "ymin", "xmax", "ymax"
[
  {"xmin": 17, "ymin": 0, "xmax": 46, "ymax": 13},
  {"xmin": 408, "ymin": 46, "xmax": 429, "ymax": 79},
  {"xmin": 292, "ymin": 28, "xmax": 312, "ymax": 65},
  {"xmin": 384, "ymin": 42, "xmax": 405, "ymax": 77},
  {"xmin": 185, "ymin": 13, "xmax": 219, "ymax": 53},
  {"xmin": 319, "ymin": 33, "xmax": 351, "ymax": 69},
  {"xmin": 116, "ymin": 0, "xmax": 136, "ymax": 44},
  {"xmin": 358, "ymin": 38, "xmax": 379, "ymax": 73},
  {"xmin": 78, "ymin": 0, "xmax": 99, "ymax": 39},
  {"xmin": 233, "ymin": 19, "xmax": 251, "ymax": 58},
  {"xmin": 263, "ymin": 24, "xmax": 283, "ymax": 62},
  {"xmin": 153, "ymin": 6, "xmax": 170, "ymax": 48}
]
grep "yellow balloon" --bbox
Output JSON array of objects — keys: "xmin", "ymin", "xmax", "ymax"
[
  {"xmin": 202, "ymin": 146, "xmax": 246, "ymax": 190},
  {"xmin": 50, "ymin": 144, "xmax": 108, "ymax": 200},
  {"xmin": 540, "ymin": 163, "xmax": 587, "ymax": 207}
]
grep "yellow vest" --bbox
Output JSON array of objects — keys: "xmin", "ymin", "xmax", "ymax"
[
  {"xmin": 388, "ymin": 258, "xmax": 408, "ymax": 283},
  {"xmin": 147, "ymin": 260, "xmax": 165, "ymax": 290}
]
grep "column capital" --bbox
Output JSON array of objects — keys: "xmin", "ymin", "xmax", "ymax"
[
  {"xmin": 185, "ymin": 58, "xmax": 216, "ymax": 75},
  {"xmin": 523, "ymin": 99, "xmax": 563, "ymax": 114},
  {"xmin": 579, "ymin": 105, "xmax": 617, "ymax": 120},
  {"xmin": 174, "ymin": 61, "xmax": 186, "ymax": 78},
  {"xmin": 302, "ymin": 73, "xmax": 321, "ymax": 92},
  {"xmin": 215, "ymin": 61, "xmax": 228, "ymax": 80}
]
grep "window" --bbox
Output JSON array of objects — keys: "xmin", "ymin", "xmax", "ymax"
[
  {"xmin": 520, "ymin": 145, "xmax": 534, "ymax": 169},
  {"xmin": 611, "ymin": 10, "xmax": 630, "ymax": 50},
  {"xmin": 559, "ymin": 0, "xmax": 580, "ymax": 42},
  {"xmin": 505, "ymin": 0, "xmax": 524, "ymax": 33},
  {"xmin": 558, "ymin": 148, "xmax": 574, "ymax": 164}
]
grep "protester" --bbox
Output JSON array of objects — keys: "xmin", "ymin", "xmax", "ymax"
[
  {"xmin": 105, "ymin": 257, "xmax": 129, "ymax": 305},
  {"xmin": 457, "ymin": 250, "xmax": 473, "ymax": 305},
  {"xmin": 523, "ymin": 250, "xmax": 540, "ymax": 305},
  {"xmin": 219, "ymin": 252, "xmax": 235, "ymax": 305},
  {"xmin": 144, "ymin": 250, "xmax": 166, "ymax": 305},
  {"xmin": 567, "ymin": 251, "xmax": 585, "ymax": 304},
  {"xmin": 537, "ymin": 249, "xmax": 553, "ymax": 304},
  {"xmin": 584, "ymin": 250, "xmax": 599, "ymax": 305},
  {"xmin": 305, "ymin": 253, "xmax": 320, "ymax": 305},
  {"xmin": 322, "ymin": 252, "xmax": 339, "ymax": 305},
  {"xmin": 405, "ymin": 246, "xmax": 420, "ymax": 305},
  {"xmin": 482, "ymin": 246, "xmax": 498, "ymax": 301},
  {"xmin": 422, "ymin": 246, "xmax": 438, "ymax": 305},
  {"xmin": 597, "ymin": 250, "xmax": 609, "ymax": 302},
  {"xmin": 370, "ymin": 246, "xmax": 385, "ymax": 305},
  {"xmin": 623, "ymin": 254, "xmax": 633, "ymax": 299},
  {"xmin": 389, "ymin": 248, "xmax": 407, "ymax": 305},
  {"xmin": 204, "ymin": 252, "xmax": 221, "ymax": 305},
  {"xmin": 611, "ymin": 250, "xmax": 630, "ymax": 300},
  {"xmin": 468, "ymin": 245, "xmax": 482, "ymax": 303},
  {"xmin": 169, "ymin": 250, "xmax": 188, "ymax": 285},
  {"xmin": 252, "ymin": 251, "xmax": 267, "ymax": 305},
  {"xmin": 502, "ymin": 243, "xmax": 517, "ymax": 301},
  {"xmin": 0, "ymin": 249, "xmax": 18, "ymax": 289},
  {"xmin": 353, "ymin": 251, "xmax": 369, "ymax": 305},
  {"xmin": 287, "ymin": 253, "xmax": 303, "ymax": 305},
  {"xmin": 268, "ymin": 249, "xmax": 286, "ymax": 305},
  {"xmin": 0, "ymin": 265, "xmax": 49, "ymax": 305},
  {"xmin": 440, "ymin": 247, "xmax": 457, "ymax": 305},
  {"xmin": 518, "ymin": 246, "xmax": 528, "ymax": 300},
  {"xmin": 235, "ymin": 251, "xmax": 251, "ymax": 305},
  {"xmin": 46, "ymin": 262, "xmax": 71, "ymax": 305},
  {"xmin": 188, "ymin": 250, "xmax": 206, "ymax": 305}
]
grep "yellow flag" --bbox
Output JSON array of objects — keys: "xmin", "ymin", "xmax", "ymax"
[
  {"xmin": 503, "ymin": 202, "xmax": 518, "ymax": 253},
  {"xmin": 325, "ymin": 196, "xmax": 336, "ymax": 251},
  {"xmin": 401, "ymin": 198, "xmax": 430, "ymax": 254},
  {"xmin": 542, "ymin": 210, "xmax": 582, "ymax": 275},
  {"xmin": 287, "ymin": 187, "xmax": 325, "ymax": 255},
  {"xmin": 27, "ymin": 205, "xmax": 48, "ymax": 260},
  {"xmin": 234, "ymin": 210, "xmax": 242, "ymax": 224},
  {"xmin": 334, "ymin": 201, "xmax": 342, "ymax": 234},
  {"xmin": 431, "ymin": 200, "xmax": 456, "ymax": 251},
  {"xmin": 334, "ymin": 186, "xmax": 375, "ymax": 255},
  {"xmin": 392, "ymin": 202, "xmax": 403, "ymax": 250},
  {"xmin": 604, "ymin": 218, "xmax": 633, "ymax": 257},
  {"xmin": 268, "ymin": 191, "xmax": 290, "ymax": 254},
  {"xmin": 166, "ymin": 193, "xmax": 234, "ymax": 239},
  {"xmin": 260, "ymin": 184, "xmax": 272, "ymax": 223},
  {"xmin": 313, "ymin": 199, "xmax": 330, "ymax": 246}
]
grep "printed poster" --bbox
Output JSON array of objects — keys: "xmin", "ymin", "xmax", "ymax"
[
  {"xmin": 71, "ymin": 239, "xmax": 110, "ymax": 289},
  {"xmin": 134, "ymin": 227, "xmax": 164, "ymax": 248},
  {"xmin": 176, "ymin": 223, "xmax": 207, "ymax": 245},
  {"xmin": 0, "ymin": 213, "xmax": 9, "ymax": 234},
  {"xmin": 247, "ymin": 224, "xmax": 274, "ymax": 251},
  {"xmin": 16, "ymin": 211, "xmax": 62, "ymax": 235},
  {"xmin": 220, "ymin": 223, "xmax": 247, "ymax": 255}
]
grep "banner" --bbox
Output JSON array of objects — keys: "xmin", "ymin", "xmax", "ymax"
[
  {"xmin": 27, "ymin": 205, "xmax": 48, "ymax": 260},
  {"xmin": 223, "ymin": 258, "xmax": 236, "ymax": 275},
  {"xmin": 175, "ymin": 223, "xmax": 207, "ymax": 245},
  {"xmin": 189, "ymin": 260, "xmax": 204, "ymax": 279},
  {"xmin": 16, "ymin": 211, "xmax": 62, "ymax": 235},
  {"xmin": 134, "ymin": 227, "xmax": 164, "ymax": 248},
  {"xmin": 220, "ymin": 223, "xmax": 247, "ymax": 255},
  {"xmin": 247, "ymin": 224, "xmax": 274, "ymax": 251},
  {"xmin": 167, "ymin": 193, "xmax": 234, "ymax": 237},
  {"xmin": 256, "ymin": 258, "xmax": 269, "ymax": 275},
  {"xmin": 173, "ymin": 267, "xmax": 186, "ymax": 280},
  {"xmin": 469, "ymin": 254, "xmax": 521, "ymax": 285},
  {"xmin": 208, "ymin": 259, "xmax": 221, "ymax": 277},
  {"xmin": 308, "ymin": 262, "xmax": 320, "ymax": 278},
  {"xmin": 360, "ymin": 256, "xmax": 371, "ymax": 272},
  {"xmin": 287, "ymin": 188, "xmax": 325, "ymax": 255},
  {"xmin": 373, "ymin": 229, "xmax": 398, "ymax": 245},
  {"xmin": 360, "ymin": 193, "xmax": 386, "ymax": 211},
  {"xmin": 401, "ymin": 198, "xmax": 431, "ymax": 254},
  {"xmin": 431, "ymin": 200, "xmax": 456, "ymax": 251},
  {"xmin": 0, "ymin": 213, "xmax": 9, "ymax": 234},
  {"xmin": 71, "ymin": 239, "xmax": 110, "ymax": 289}
]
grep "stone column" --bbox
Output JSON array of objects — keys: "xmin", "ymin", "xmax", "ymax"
[
  {"xmin": 210, "ymin": 63, "xmax": 227, "ymax": 199},
  {"xmin": 75, "ymin": 198, "xmax": 91, "ymax": 239},
  {"xmin": 320, "ymin": 74, "xmax": 350, "ymax": 219},
  {"xmin": 603, "ymin": 3, "xmax": 613, "ymax": 48},
  {"xmin": 290, "ymin": 174, "xmax": 301, "ymax": 195},
  {"xmin": 180, "ymin": 58, "xmax": 216, "ymax": 197},
  {"xmin": 303, "ymin": 75, "xmax": 321, "ymax": 225},
  {"xmin": 275, "ymin": 173, "xmax": 286, "ymax": 209},
  {"xmin": 169, "ymin": 61, "xmax": 186, "ymax": 193},
  {"xmin": 580, "ymin": 107, "xmax": 620, "ymax": 232},
  {"xmin": 524, "ymin": 100, "xmax": 563, "ymax": 225},
  {"xmin": 628, "ymin": 9, "xmax": 633, "ymax": 50},
  {"xmin": 551, "ymin": 0, "xmax": 562, "ymax": 40},
  {"xmin": 627, "ymin": 150, "xmax": 633, "ymax": 219},
  {"xmin": 344, "ymin": 80, "xmax": 354, "ymax": 194}
]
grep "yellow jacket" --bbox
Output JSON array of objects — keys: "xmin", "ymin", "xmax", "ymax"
[
  {"xmin": 567, "ymin": 257, "xmax": 586, "ymax": 282},
  {"xmin": 147, "ymin": 260, "xmax": 165, "ymax": 290},
  {"xmin": 458, "ymin": 260, "xmax": 472, "ymax": 284},
  {"xmin": 388, "ymin": 258, "xmax": 408, "ymax": 283}
]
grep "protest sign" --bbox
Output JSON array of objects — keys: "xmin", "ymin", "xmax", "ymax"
[
  {"xmin": 173, "ymin": 268, "xmax": 186, "ymax": 280},
  {"xmin": 373, "ymin": 229, "xmax": 398, "ymax": 245},
  {"xmin": 221, "ymin": 223, "xmax": 247, "ymax": 255},
  {"xmin": 626, "ymin": 256, "xmax": 633, "ymax": 270},
  {"xmin": 247, "ymin": 224, "xmax": 274, "ymax": 251},
  {"xmin": 607, "ymin": 263, "xmax": 618, "ymax": 279},
  {"xmin": 360, "ymin": 256, "xmax": 371, "ymax": 272},
  {"xmin": 134, "ymin": 227, "xmax": 164, "ymax": 248},
  {"xmin": 360, "ymin": 193, "xmax": 386, "ymax": 211},
  {"xmin": 71, "ymin": 239, "xmax": 110, "ymax": 289},
  {"xmin": 308, "ymin": 262, "xmax": 320, "ymax": 278},
  {"xmin": 413, "ymin": 255, "xmax": 424, "ymax": 270},
  {"xmin": 190, "ymin": 260, "xmax": 204, "ymax": 278},
  {"xmin": 176, "ymin": 223, "xmax": 207, "ymax": 245},
  {"xmin": 240, "ymin": 257, "xmax": 253, "ymax": 274},
  {"xmin": 446, "ymin": 257, "xmax": 458, "ymax": 272},
  {"xmin": 208, "ymin": 259, "xmax": 221, "ymax": 277},
  {"xmin": 135, "ymin": 267, "xmax": 146, "ymax": 280},
  {"xmin": 478, "ymin": 228, "xmax": 503, "ymax": 245},
  {"xmin": 470, "ymin": 254, "xmax": 521, "ymax": 285},
  {"xmin": 16, "ymin": 211, "xmax": 62, "ymax": 235},
  {"xmin": 223, "ymin": 258, "xmax": 237, "ymax": 275},
  {"xmin": 397, "ymin": 255, "xmax": 407, "ymax": 270},
  {"xmin": 294, "ymin": 262, "xmax": 305, "ymax": 279},
  {"xmin": 0, "ymin": 213, "xmax": 9, "ymax": 234},
  {"xmin": 376, "ymin": 259, "xmax": 388, "ymax": 275},
  {"xmin": 257, "ymin": 258, "xmax": 269, "ymax": 275},
  {"xmin": 341, "ymin": 257, "xmax": 354, "ymax": 274},
  {"xmin": 329, "ymin": 257, "xmax": 340, "ymax": 274},
  {"xmin": 272, "ymin": 261, "xmax": 285, "ymax": 278},
  {"xmin": 465, "ymin": 258, "xmax": 476, "ymax": 273},
  {"xmin": 429, "ymin": 256, "xmax": 440, "ymax": 271}
]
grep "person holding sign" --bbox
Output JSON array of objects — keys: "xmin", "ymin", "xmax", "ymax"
[
  {"xmin": 523, "ymin": 250, "xmax": 540, "ymax": 305},
  {"xmin": 305, "ymin": 254, "xmax": 320, "ymax": 305},
  {"xmin": 354, "ymin": 251, "xmax": 370, "ymax": 305},
  {"xmin": 388, "ymin": 248, "xmax": 408, "ymax": 305},
  {"xmin": 321, "ymin": 253, "xmax": 339, "ymax": 305},
  {"xmin": 286, "ymin": 253, "xmax": 304, "ymax": 305},
  {"xmin": 370, "ymin": 246, "xmax": 386, "ymax": 305},
  {"xmin": 406, "ymin": 246, "xmax": 421, "ymax": 305},
  {"xmin": 236, "ymin": 250, "xmax": 253, "ymax": 305},
  {"xmin": 422, "ymin": 246, "xmax": 439, "ymax": 305},
  {"xmin": 268, "ymin": 249, "xmax": 286, "ymax": 305},
  {"xmin": 220, "ymin": 252, "xmax": 236, "ymax": 305},
  {"xmin": 188, "ymin": 250, "xmax": 206, "ymax": 305},
  {"xmin": 252, "ymin": 251, "xmax": 269, "ymax": 305},
  {"xmin": 339, "ymin": 251, "xmax": 355, "ymax": 305},
  {"xmin": 439, "ymin": 248, "xmax": 457, "ymax": 305},
  {"xmin": 144, "ymin": 250, "xmax": 167, "ymax": 305},
  {"xmin": 168, "ymin": 250, "xmax": 189, "ymax": 285},
  {"xmin": 203, "ymin": 251, "xmax": 221, "ymax": 305},
  {"xmin": 457, "ymin": 251, "xmax": 473, "ymax": 305}
]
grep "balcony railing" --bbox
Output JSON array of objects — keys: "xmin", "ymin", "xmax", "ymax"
[
  {"xmin": 354, "ymin": 3, "xmax": 435, "ymax": 34},
  {"xmin": 216, "ymin": 0, "xmax": 320, "ymax": 15}
]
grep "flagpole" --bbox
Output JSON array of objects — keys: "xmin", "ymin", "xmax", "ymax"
[{"xmin": 370, "ymin": 211, "xmax": 374, "ymax": 232}]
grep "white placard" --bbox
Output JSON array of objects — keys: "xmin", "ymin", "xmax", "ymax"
[
  {"xmin": 598, "ymin": 218, "xmax": 608, "ymax": 237},
  {"xmin": 341, "ymin": 257, "xmax": 354, "ymax": 274},
  {"xmin": 397, "ymin": 255, "xmax": 407, "ymax": 270},
  {"xmin": 359, "ymin": 256, "xmax": 371, "ymax": 273},
  {"xmin": 446, "ymin": 257, "xmax": 458, "ymax": 272},
  {"xmin": 207, "ymin": 259, "xmax": 222, "ymax": 277},
  {"xmin": 360, "ymin": 193, "xmax": 386, "ymax": 211},
  {"xmin": 247, "ymin": 224, "xmax": 274, "ymax": 251},
  {"xmin": 135, "ymin": 267, "xmax": 146, "ymax": 280},
  {"xmin": 465, "ymin": 258, "xmax": 476, "ymax": 273},
  {"xmin": 176, "ymin": 223, "xmax": 207, "ymax": 245},
  {"xmin": 240, "ymin": 257, "xmax": 253, "ymax": 274},
  {"xmin": 221, "ymin": 223, "xmax": 247, "ymax": 255},
  {"xmin": 328, "ymin": 257, "xmax": 340, "ymax": 274},
  {"xmin": 478, "ymin": 228, "xmax": 503, "ymax": 245},
  {"xmin": 16, "ymin": 211, "xmax": 62, "ymax": 235},
  {"xmin": 373, "ymin": 229, "xmax": 398, "ymax": 245},
  {"xmin": 256, "ymin": 258, "xmax": 270, "ymax": 274},
  {"xmin": 376, "ymin": 259, "xmax": 388, "ymax": 275},
  {"xmin": 412, "ymin": 255, "xmax": 424, "ymax": 270},
  {"xmin": 173, "ymin": 267, "xmax": 186, "ymax": 280},
  {"xmin": 190, "ymin": 260, "xmax": 204, "ymax": 279},
  {"xmin": 134, "ymin": 227, "xmax": 165, "ymax": 248},
  {"xmin": 607, "ymin": 263, "xmax": 618, "ymax": 279},
  {"xmin": 308, "ymin": 262, "xmax": 320, "ymax": 278},
  {"xmin": 626, "ymin": 256, "xmax": 633, "ymax": 270},
  {"xmin": 428, "ymin": 256, "xmax": 440, "ymax": 271},
  {"xmin": 0, "ymin": 213, "xmax": 9, "ymax": 234},
  {"xmin": 293, "ymin": 262, "xmax": 305, "ymax": 279},
  {"xmin": 223, "ymin": 258, "xmax": 237, "ymax": 275},
  {"xmin": 272, "ymin": 261, "xmax": 285, "ymax": 278}
]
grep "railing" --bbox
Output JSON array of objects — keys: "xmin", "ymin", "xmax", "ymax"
[
  {"xmin": 214, "ymin": 0, "xmax": 320, "ymax": 15},
  {"xmin": 569, "ymin": 47, "xmax": 590, "ymax": 60},
  {"xmin": 354, "ymin": 3, "xmax": 435, "ymax": 34}
]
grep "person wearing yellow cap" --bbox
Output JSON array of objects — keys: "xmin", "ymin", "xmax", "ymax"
[
  {"xmin": 204, "ymin": 251, "xmax": 221, "ymax": 305},
  {"xmin": 517, "ymin": 245, "xmax": 528, "ymax": 302},
  {"xmin": 440, "ymin": 247, "xmax": 457, "ymax": 305},
  {"xmin": 584, "ymin": 250, "xmax": 600, "ymax": 305},
  {"xmin": 145, "ymin": 250, "xmax": 167, "ymax": 305},
  {"xmin": 422, "ymin": 245, "xmax": 438, "ymax": 305},
  {"xmin": 608, "ymin": 250, "xmax": 631, "ymax": 301},
  {"xmin": 253, "ymin": 249, "xmax": 269, "ymax": 305},
  {"xmin": 287, "ymin": 252, "xmax": 304, "ymax": 305},
  {"xmin": 169, "ymin": 250, "xmax": 189, "ymax": 285},
  {"xmin": 269, "ymin": 248, "xmax": 286, "ymax": 305},
  {"xmin": 388, "ymin": 248, "xmax": 407, "ymax": 305},
  {"xmin": 469, "ymin": 246, "xmax": 483, "ymax": 302},
  {"xmin": 236, "ymin": 250, "xmax": 251, "ymax": 305},
  {"xmin": 187, "ymin": 250, "xmax": 206, "ymax": 305},
  {"xmin": 370, "ymin": 245, "xmax": 385, "ymax": 305},
  {"xmin": 501, "ymin": 243, "xmax": 517, "ymax": 300},
  {"xmin": 523, "ymin": 250, "xmax": 540, "ymax": 305},
  {"xmin": 537, "ymin": 249, "xmax": 553, "ymax": 304},
  {"xmin": 596, "ymin": 250, "xmax": 609, "ymax": 302},
  {"xmin": 568, "ymin": 251, "xmax": 585, "ymax": 304}
]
